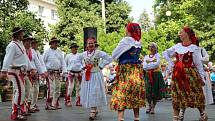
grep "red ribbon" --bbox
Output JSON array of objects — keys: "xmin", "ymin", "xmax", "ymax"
[
  {"xmin": 126, "ymin": 23, "xmax": 141, "ymax": 41},
  {"xmin": 173, "ymin": 61, "xmax": 190, "ymax": 92},
  {"xmin": 85, "ymin": 64, "xmax": 93, "ymax": 81},
  {"xmin": 26, "ymin": 49, "xmax": 32, "ymax": 61},
  {"xmin": 183, "ymin": 26, "xmax": 197, "ymax": 45},
  {"xmin": 148, "ymin": 70, "xmax": 154, "ymax": 85}
]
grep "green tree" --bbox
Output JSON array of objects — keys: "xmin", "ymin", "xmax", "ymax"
[
  {"xmin": 52, "ymin": 0, "xmax": 131, "ymax": 53},
  {"xmin": 138, "ymin": 10, "xmax": 152, "ymax": 31},
  {"xmin": 105, "ymin": 0, "xmax": 132, "ymax": 33},
  {"xmin": 141, "ymin": 21, "xmax": 176, "ymax": 56},
  {"xmin": 0, "ymin": 0, "xmax": 28, "ymax": 59},
  {"xmin": 12, "ymin": 11, "xmax": 47, "ymax": 50},
  {"xmin": 52, "ymin": 0, "xmax": 103, "ymax": 52},
  {"xmin": 153, "ymin": 0, "xmax": 215, "ymax": 61},
  {"xmin": 86, "ymin": 0, "xmax": 132, "ymax": 33},
  {"xmin": 0, "ymin": 0, "xmax": 47, "ymax": 66}
]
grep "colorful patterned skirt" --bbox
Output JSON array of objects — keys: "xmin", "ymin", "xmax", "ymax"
[
  {"xmin": 110, "ymin": 64, "xmax": 145, "ymax": 111},
  {"xmin": 171, "ymin": 67, "xmax": 205, "ymax": 109},
  {"xmin": 145, "ymin": 71, "xmax": 166, "ymax": 101}
]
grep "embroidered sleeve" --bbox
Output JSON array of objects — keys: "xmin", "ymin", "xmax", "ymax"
[
  {"xmin": 163, "ymin": 45, "xmax": 176, "ymax": 73},
  {"xmin": 1, "ymin": 44, "xmax": 16, "ymax": 71},
  {"xmin": 200, "ymin": 47, "xmax": 209, "ymax": 62},
  {"xmin": 193, "ymin": 48, "xmax": 206, "ymax": 83},
  {"xmin": 65, "ymin": 54, "xmax": 69, "ymax": 70},
  {"xmin": 32, "ymin": 49, "xmax": 44, "ymax": 74},
  {"xmin": 98, "ymin": 50, "xmax": 112, "ymax": 69},
  {"xmin": 43, "ymin": 49, "xmax": 49, "ymax": 64},
  {"xmin": 112, "ymin": 38, "xmax": 132, "ymax": 60},
  {"xmin": 60, "ymin": 52, "xmax": 67, "ymax": 73}
]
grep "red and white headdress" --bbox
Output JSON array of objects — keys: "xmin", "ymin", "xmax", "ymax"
[
  {"xmin": 126, "ymin": 23, "xmax": 141, "ymax": 41},
  {"xmin": 183, "ymin": 26, "xmax": 198, "ymax": 45}
]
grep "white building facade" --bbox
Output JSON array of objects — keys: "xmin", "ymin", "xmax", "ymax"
[
  {"xmin": 28, "ymin": 0, "xmax": 59, "ymax": 30},
  {"xmin": 28, "ymin": 0, "xmax": 59, "ymax": 50}
]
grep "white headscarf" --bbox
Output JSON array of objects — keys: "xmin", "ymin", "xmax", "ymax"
[{"xmin": 149, "ymin": 42, "xmax": 158, "ymax": 54}]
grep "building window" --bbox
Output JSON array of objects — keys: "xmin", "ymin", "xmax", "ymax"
[
  {"xmin": 51, "ymin": 9, "xmax": 58, "ymax": 20},
  {"xmin": 48, "ymin": 0, "xmax": 55, "ymax": 2},
  {"xmin": 38, "ymin": 6, "xmax": 44, "ymax": 17}
]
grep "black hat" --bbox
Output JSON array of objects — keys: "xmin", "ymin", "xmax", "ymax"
[
  {"xmin": 23, "ymin": 34, "xmax": 34, "ymax": 41},
  {"xmin": 70, "ymin": 43, "xmax": 79, "ymax": 49},
  {"xmin": 49, "ymin": 37, "xmax": 60, "ymax": 45},
  {"xmin": 31, "ymin": 39, "xmax": 38, "ymax": 44},
  {"xmin": 12, "ymin": 27, "xmax": 25, "ymax": 35}
]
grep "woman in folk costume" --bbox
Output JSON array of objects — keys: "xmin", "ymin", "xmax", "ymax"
[
  {"xmin": 143, "ymin": 42, "xmax": 165, "ymax": 114},
  {"xmin": 179, "ymin": 36, "xmax": 213, "ymax": 121},
  {"xmin": 110, "ymin": 23, "xmax": 145, "ymax": 121},
  {"xmin": 202, "ymin": 65, "xmax": 214, "ymax": 105},
  {"xmin": 80, "ymin": 38, "xmax": 112, "ymax": 120},
  {"xmin": 196, "ymin": 40, "xmax": 214, "ymax": 105},
  {"xmin": 163, "ymin": 26, "xmax": 208, "ymax": 121}
]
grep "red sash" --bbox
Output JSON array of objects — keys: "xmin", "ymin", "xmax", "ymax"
[
  {"xmin": 85, "ymin": 64, "xmax": 93, "ymax": 81},
  {"xmin": 26, "ymin": 49, "xmax": 32, "ymax": 61},
  {"xmin": 173, "ymin": 53, "xmax": 192, "ymax": 92},
  {"xmin": 173, "ymin": 61, "xmax": 190, "ymax": 92},
  {"xmin": 148, "ymin": 70, "xmax": 154, "ymax": 85},
  {"xmin": 147, "ymin": 68, "xmax": 159, "ymax": 85}
]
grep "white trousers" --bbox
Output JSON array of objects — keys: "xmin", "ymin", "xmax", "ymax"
[
  {"xmin": 66, "ymin": 72, "xmax": 82, "ymax": 98},
  {"xmin": 47, "ymin": 72, "xmax": 61, "ymax": 106},
  {"xmin": 8, "ymin": 70, "xmax": 26, "ymax": 114}
]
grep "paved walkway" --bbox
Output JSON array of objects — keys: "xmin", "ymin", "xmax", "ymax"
[{"xmin": 0, "ymin": 98, "xmax": 215, "ymax": 121}]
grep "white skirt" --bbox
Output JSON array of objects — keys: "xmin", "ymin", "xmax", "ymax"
[
  {"xmin": 80, "ymin": 71, "xmax": 107, "ymax": 108},
  {"xmin": 203, "ymin": 74, "xmax": 214, "ymax": 105}
]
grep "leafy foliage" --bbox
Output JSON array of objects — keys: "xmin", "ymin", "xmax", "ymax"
[
  {"xmin": 152, "ymin": 0, "xmax": 215, "ymax": 61},
  {"xmin": 141, "ymin": 21, "xmax": 176, "ymax": 56},
  {"xmin": 105, "ymin": 1, "xmax": 132, "ymax": 33},
  {"xmin": 52, "ymin": 0, "xmax": 103, "ymax": 51},
  {"xmin": 138, "ymin": 10, "xmax": 152, "ymax": 31},
  {"xmin": 0, "ymin": 0, "xmax": 47, "ymax": 66},
  {"xmin": 52, "ymin": 0, "xmax": 131, "ymax": 54}
]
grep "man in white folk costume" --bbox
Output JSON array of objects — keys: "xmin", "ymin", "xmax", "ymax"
[
  {"xmin": 43, "ymin": 37, "xmax": 67, "ymax": 110},
  {"xmin": 30, "ymin": 39, "xmax": 48, "ymax": 111},
  {"xmin": 0, "ymin": 27, "xmax": 35, "ymax": 120},
  {"xmin": 64, "ymin": 43, "xmax": 83, "ymax": 107},
  {"xmin": 23, "ymin": 35, "xmax": 46, "ymax": 113}
]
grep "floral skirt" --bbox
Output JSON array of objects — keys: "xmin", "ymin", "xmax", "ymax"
[
  {"xmin": 110, "ymin": 64, "xmax": 145, "ymax": 111},
  {"xmin": 145, "ymin": 71, "xmax": 166, "ymax": 101},
  {"xmin": 171, "ymin": 67, "xmax": 205, "ymax": 109}
]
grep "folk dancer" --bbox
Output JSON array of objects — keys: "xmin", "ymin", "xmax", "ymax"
[
  {"xmin": 43, "ymin": 37, "xmax": 67, "ymax": 110},
  {"xmin": 110, "ymin": 23, "xmax": 145, "ymax": 121},
  {"xmin": 80, "ymin": 38, "xmax": 112, "ymax": 120},
  {"xmin": 143, "ymin": 42, "xmax": 165, "ymax": 114},
  {"xmin": 30, "ymin": 39, "xmax": 48, "ymax": 111},
  {"xmin": 23, "ymin": 35, "xmax": 46, "ymax": 113},
  {"xmin": 64, "ymin": 43, "xmax": 83, "ymax": 107},
  {"xmin": 179, "ymin": 35, "xmax": 213, "ymax": 121},
  {"xmin": 0, "ymin": 27, "xmax": 35, "ymax": 120},
  {"xmin": 163, "ymin": 26, "xmax": 208, "ymax": 121}
]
